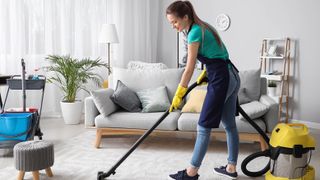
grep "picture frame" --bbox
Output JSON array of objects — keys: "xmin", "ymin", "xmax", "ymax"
[{"xmin": 268, "ymin": 45, "xmax": 278, "ymax": 56}]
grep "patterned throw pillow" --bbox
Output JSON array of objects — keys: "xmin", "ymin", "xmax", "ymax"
[{"xmin": 127, "ymin": 61, "xmax": 168, "ymax": 70}]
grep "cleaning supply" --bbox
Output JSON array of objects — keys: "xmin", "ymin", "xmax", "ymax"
[{"xmin": 32, "ymin": 68, "xmax": 40, "ymax": 80}]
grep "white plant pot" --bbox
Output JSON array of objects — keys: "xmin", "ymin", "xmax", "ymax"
[
  {"xmin": 60, "ymin": 100, "xmax": 83, "ymax": 125},
  {"xmin": 268, "ymin": 87, "xmax": 277, "ymax": 97}
]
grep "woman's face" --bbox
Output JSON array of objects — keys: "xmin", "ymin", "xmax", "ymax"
[{"xmin": 167, "ymin": 14, "xmax": 189, "ymax": 32}]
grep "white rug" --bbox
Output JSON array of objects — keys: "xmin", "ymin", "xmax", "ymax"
[{"xmin": 0, "ymin": 130, "xmax": 272, "ymax": 180}]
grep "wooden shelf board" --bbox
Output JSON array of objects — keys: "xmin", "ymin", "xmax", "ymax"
[
  {"xmin": 260, "ymin": 56, "xmax": 284, "ymax": 59},
  {"xmin": 261, "ymin": 74, "xmax": 288, "ymax": 81}
]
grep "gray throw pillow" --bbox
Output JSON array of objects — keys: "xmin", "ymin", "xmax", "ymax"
[
  {"xmin": 238, "ymin": 88, "xmax": 252, "ymax": 105},
  {"xmin": 136, "ymin": 86, "xmax": 171, "ymax": 113},
  {"xmin": 110, "ymin": 80, "xmax": 142, "ymax": 112},
  {"xmin": 239, "ymin": 69, "xmax": 261, "ymax": 101},
  {"xmin": 91, "ymin": 88, "xmax": 119, "ymax": 117}
]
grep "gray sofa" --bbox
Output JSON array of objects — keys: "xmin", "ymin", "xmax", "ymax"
[{"xmin": 85, "ymin": 67, "xmax": 279, "ymax": 150}]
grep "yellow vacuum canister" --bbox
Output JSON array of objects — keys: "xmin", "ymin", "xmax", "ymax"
[{"xmin": 266, "ymin": 123, "xmax": 315, "ymax": 180}]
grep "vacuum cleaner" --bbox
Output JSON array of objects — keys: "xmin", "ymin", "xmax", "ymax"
[
  {"xmin": 243, "ymin": 123, "xmax": 316, "ymax": 180},
  {"xmin": 97, "ymin": 77, "xmax": 316, "ymax": 180}
]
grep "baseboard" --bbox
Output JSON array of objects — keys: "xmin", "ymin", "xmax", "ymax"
[{"xmin": 290, "ymin": 119, "xmax": 320, "ymax": 130}]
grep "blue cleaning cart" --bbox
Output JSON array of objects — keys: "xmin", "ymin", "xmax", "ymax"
[
  {"xmin": 0, "ymin": 59, "xmax": 45, "ymax": 149},
  {"xmin": 0, "ymin": 113, "xmax": 34, "ymax": 141}
]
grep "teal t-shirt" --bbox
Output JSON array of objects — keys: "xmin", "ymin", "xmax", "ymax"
[{"xmin": 187, "ymin": 24, "xmax": 229, "ymax": 60}]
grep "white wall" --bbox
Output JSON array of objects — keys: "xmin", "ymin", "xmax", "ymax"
[{"xmin": 158, "ymin": 0, "xmax": 320, "ymax": 123}]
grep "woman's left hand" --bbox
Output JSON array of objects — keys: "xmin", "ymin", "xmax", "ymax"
[{"xmin": 169, "ymin": 84, "xmax": 187, "ymax": 112}]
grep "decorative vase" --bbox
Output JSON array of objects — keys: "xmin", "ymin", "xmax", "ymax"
[{"xmin": 60, "ymin": 100, "xmax": 83, "ymax": 124}]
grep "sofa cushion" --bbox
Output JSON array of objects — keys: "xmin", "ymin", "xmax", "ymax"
[
  {"xmin": 239, "ymin": 69, "xmax": 261, "ymax": 101},
  {"xmin": 181, "ymin": 89, "xmax": 206, "ymax": 113},
  {"xmin": 239, "ymin": 101, "xmax": 269, "ymax": 120},
  {"xmin": 110, "ymin": 80, "xmax": 142, "ymax": 112},
  {"xmin": 95, "ymin": 111, "xmax": 181, "ymax": 130},
  {"xmin": 136, "ymin": 86, "xmax": 171, "ymax": 112},
  {"xmin": 90, "ymin": 88, "xmax": 118, "ymax": 117},
  {"xmin": 111, "ymin": 67, "xmax": 184, "ymax": 101},
  {"xmin": 177, "ymin": 113, "xmax": 266, "ymax": 133}
]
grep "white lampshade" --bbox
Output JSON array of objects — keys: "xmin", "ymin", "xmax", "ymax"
[{"xmin": 98, "ymin": 24, "xmax": 119, "ymax": 44}]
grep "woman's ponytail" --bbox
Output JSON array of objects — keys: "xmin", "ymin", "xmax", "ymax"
[
  {"xmin": 166, "ymin": 1, "xmax": 222, "ymax": 47},
  {"xmin": 183, "ymin": 1, "xmax": 222, "ymax": 46}
]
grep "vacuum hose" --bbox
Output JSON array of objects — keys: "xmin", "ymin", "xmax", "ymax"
[
  {"xmin": 238, "ymin": 103, "xmax": 271, "ymax": 177},
  {"xmin": 241, "ymin": 150, "xmax": 270, "ymax": 177}
]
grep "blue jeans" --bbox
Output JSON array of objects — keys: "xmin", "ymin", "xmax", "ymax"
[{"xmin": 190, "ymin": 67, "xmax": 240, "ymax": 168}]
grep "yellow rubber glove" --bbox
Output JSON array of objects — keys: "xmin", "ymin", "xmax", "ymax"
[
  {"xmin": 197, "ymin": 69, "xmax": 207, "ymax": 85},
  {"xmin": 169, "ymin": 84, "xmax": 188, "ymax": 112}
]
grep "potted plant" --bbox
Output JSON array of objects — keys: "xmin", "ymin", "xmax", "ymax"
[
  {"xmin": 267, "ymin": 80, "xmax": 277, "ymax": 96},
  {"xmin": 45, "ymin": 55, "xmax": 108, "ymax": 124}
]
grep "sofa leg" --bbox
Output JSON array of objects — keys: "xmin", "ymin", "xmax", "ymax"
[
  {"xmin": 259, "ymin": 135, "xmax": 268, "ymax": 151},
  {"xmin": 95, "ymin": 129, "xmax": 102, "ymax": 148}
]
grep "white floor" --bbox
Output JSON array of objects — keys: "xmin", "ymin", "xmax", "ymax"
[
  {"xmin": 0, "ymin": 117, "xmax": 88, "ymax": 169},
  {"xmin": 1, "ymin": 117, "xmax": 320, "ymax": 179}
]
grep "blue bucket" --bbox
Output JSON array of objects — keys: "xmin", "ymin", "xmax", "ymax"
[{"xmin": 0, "ymin": 113, "xmax": 33, "ymax": 141}]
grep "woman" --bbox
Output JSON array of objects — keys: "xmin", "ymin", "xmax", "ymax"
[{"xmin": 167, "ymin": 1, "xmax": 240, "ymax": 180}]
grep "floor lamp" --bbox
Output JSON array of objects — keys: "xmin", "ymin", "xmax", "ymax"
[{"xmin": 99, "ymin": 24, "xmax": 119, "ymax": 88}]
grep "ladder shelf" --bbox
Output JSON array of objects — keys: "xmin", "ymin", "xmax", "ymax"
[{"xmin": 260, "ymin": 37, "xmax": 292, "ymax": 123}]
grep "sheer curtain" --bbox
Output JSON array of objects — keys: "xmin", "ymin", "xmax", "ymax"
[
  {"xmin": 107, "ymin": 0, "xmax": 159, "ymax": 67},
  {"xmin": 0, "ymin": 0, "xmax": 159, "ymax": 117}
]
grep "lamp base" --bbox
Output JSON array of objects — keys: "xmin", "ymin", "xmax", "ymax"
[{"xmin": 102, "ymin": 80, "xmax": 108, "ymax": 88}]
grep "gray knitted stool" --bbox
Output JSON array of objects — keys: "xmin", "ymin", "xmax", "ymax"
[{"xmin": 14, "ymin": 140, "xmax": 54, "ymax": 180}]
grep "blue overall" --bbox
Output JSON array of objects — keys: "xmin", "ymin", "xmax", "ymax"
[
  {"xmin": 197, "ymin": 55, "xmax": 239, "ymax": 128},
  {"xmin": 185, "ymin": 23, "xmax": 241, "ymax": 168}
]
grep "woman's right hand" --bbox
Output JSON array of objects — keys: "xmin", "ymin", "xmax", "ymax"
[{"xmin": 197, "ymin": 69, "xmax": 207, "ymax": 85}]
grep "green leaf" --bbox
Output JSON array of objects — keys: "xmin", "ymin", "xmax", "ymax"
[{"xmin": 45, "ymin": 55, "xmax": 108, "ymax": 102}]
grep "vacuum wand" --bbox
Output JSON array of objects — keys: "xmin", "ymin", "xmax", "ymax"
[{"xmin": 97, "ymin": 78, "xmax": 208, "ymax": 180}]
